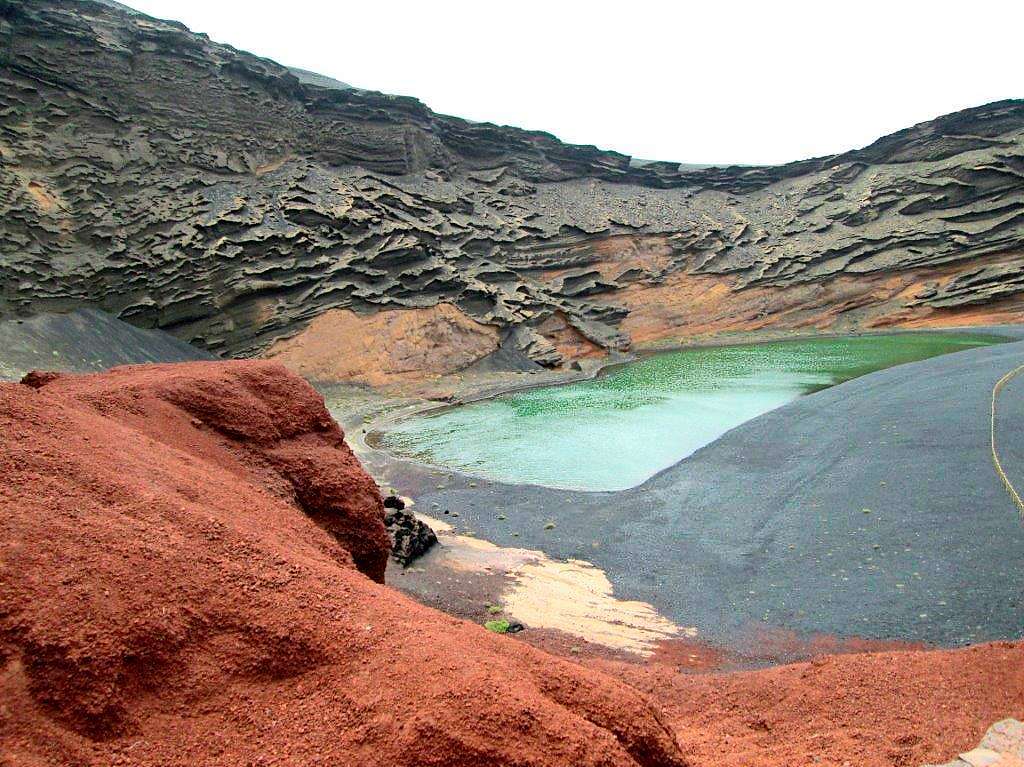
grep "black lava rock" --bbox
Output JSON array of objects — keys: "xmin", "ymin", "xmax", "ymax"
[{"xmin": 384, "ymin": 504, "xmax": 437, "ymax": 566}]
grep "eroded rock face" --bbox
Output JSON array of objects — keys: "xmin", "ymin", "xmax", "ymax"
[
  {"xmin": 264, "ymin": 303, "xmax": 500, "ymax": 385},
  {"xmin": 0, "ymin": 360, "xmax": 685, "ymax": 765},
  {"xmin": 1, "ymin": 0, "xmax": 1023, "ymax": 379}
]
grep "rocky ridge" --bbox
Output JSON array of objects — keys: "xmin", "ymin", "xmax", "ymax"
[{"xmin": 2, "ymin": 1, "xmax": 1023, "ymax": 381}]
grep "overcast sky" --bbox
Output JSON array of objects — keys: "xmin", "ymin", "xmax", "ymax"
[{"xmin": 124, "ymin": 0, "xmax": 1021, "ymax": 166}]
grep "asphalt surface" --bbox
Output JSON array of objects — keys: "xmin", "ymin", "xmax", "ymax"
[{"xmin": 387, "ymin": 330, "xmax": 1024, "ymax": 649}]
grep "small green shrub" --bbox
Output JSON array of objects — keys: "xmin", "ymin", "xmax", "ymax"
[{"xmin": 484, "ymin": 619, "xmax": 510, "ymax": 634}]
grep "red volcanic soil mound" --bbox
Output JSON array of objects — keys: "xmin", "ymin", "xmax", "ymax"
[
  {"xmin": 612, "ymin": 640, "xmax": 1024, "ymax": 767},
  {"xmin": 0, "ymin": 361, "xmax": 684, "ymax": 766}
]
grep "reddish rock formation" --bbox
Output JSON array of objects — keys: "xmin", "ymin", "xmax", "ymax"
[
  {"xmin": 0, "ymin": 361, "xmax": 684, "ymax": 766},
  {"xmin": 264, "ymin": 304, "xmax": 501, "ymax": 386}
]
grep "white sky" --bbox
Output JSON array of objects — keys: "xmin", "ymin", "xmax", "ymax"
[{"xmin": 123, "ymin": 0, "xmax": 1022, "ymax": 166}]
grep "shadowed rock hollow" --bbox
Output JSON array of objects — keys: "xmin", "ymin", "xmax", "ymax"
[
  {"xmin": 2, "ymin": 1, "xmax": 1024, "ymax": 384},
  {"xmin": 0, "ymin": 361, "xmax": 686, "ymax": 766}
]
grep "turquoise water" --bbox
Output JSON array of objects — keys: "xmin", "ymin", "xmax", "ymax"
[{"xmin": 381, "ymin": 332, "xmax": 1006, "ymax": 491}]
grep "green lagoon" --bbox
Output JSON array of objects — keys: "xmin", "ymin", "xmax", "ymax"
[{"xmin": 381, "ymin": 332, "xmax": 1005, "ymax": 491}]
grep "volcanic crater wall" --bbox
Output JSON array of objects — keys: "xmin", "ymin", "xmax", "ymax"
[{"xmin": 2, "ymin": 0, "xmax": 1023, "ymax": 379}]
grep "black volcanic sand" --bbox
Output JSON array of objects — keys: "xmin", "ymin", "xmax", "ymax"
[
  {"xmin": 0, "ymin": 308, "xmax": 213, "ymax": 381},
  {"xmin": 366, "ymin": 329, "xmax": 1024, "ymax": 651}
]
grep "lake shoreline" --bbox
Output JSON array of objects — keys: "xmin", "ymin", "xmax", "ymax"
[
  {"xmin": 326, "ymin": 325, "xmax": 1024, "ymax": 656},
  {"xmin": 368, "ymin": 327, "xmax": 1015, "ymax": 492},
  {"xmin": 342, "ymin": 323, "xmax": 1024, "ymax": 464}
]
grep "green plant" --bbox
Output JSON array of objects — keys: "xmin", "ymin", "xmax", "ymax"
[
  {"xmin": 484, "ymin": 619, "xmax": 510, "ymax": 634},
  {"xmin": 487, "ymin": 604, "xmax": 503, "ymax": 615}
]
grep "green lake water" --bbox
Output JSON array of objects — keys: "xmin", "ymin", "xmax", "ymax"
[{"xmin": 380, "ymin": 332, "xmax": 1006, "ymax": 491}]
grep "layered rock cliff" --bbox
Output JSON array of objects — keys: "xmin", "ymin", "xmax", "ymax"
[{"xmin": 2, "ymin": 0, "xmax": 1023, "ymax": 382}]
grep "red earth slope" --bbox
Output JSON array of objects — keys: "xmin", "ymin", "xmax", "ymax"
[
  {"xmin": 2, "ymin": 360, "xmax": 1021, "ymax": 767},
  {"xmin": 0, "ymin": 361, "xmax": 684, "ymax": 766}
]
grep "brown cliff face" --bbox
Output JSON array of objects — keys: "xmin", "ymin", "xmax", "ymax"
[
  {"xmin": 264, "ymin": 304, "xmax": 501, "ymax": 386},
  {"xmin": 0, "ymin": 361, "xmax": 686, "ymax": 766},
  {"xmin": 1, "ymin": 1, "xmax": 1023, "ymax": 381}
]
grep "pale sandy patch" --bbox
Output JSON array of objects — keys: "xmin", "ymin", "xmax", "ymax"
[
  {"xmin": 416, "ymin": 513, "xmax": 692, "ymax": 656},
  {"xmin": 503, "ymin": 557, "xmax": 692, "ymax": 655}
]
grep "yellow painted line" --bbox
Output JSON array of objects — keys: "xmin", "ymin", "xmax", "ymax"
[{"xmin": 990, "ymin": 362, "xmax": 1024, "ymax": 518}]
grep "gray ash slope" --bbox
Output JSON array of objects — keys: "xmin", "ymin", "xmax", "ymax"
[
  {"xmin": 2, "ymin": 0, "xmax": 1024, "ymax": 365},
  {"xmin": 0, "ymin": 308, "xmax": 213, "ymax": 381}
]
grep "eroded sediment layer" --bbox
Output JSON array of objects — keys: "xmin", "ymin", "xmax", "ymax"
[
  {"xmin": 264, "ymin": 304, "xmax": 500, "ymax": 385},
  {"xmin": 611, "ymin": 642, "xmax": 1024, "ymax": 767},
  {"xmin": 2, "ymin": 1, "xmax": 1023, "ymax": 383}
]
